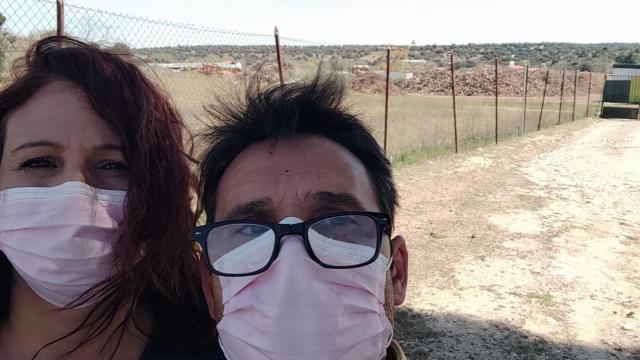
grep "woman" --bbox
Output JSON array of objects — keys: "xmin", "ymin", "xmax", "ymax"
[{"xmin": 0, "ymin": 36, "xmax": 216, "ymax": 359}]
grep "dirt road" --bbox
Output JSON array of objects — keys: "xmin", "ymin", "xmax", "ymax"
[{"xmin": 393, "ymin": 119, "xmax": 640, "ymax": 359}]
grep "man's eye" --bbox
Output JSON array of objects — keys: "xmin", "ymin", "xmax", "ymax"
[
  {"xmin": 237, "ymin": 225, "xmax": 267, "ymax": 237},
  {"xmin": 328, "ymin": 216, "xmax": 352, "ymax": 226},
  {"xmin": 18, "ymin": 157, "xmax": 57, "ymax": 169}
]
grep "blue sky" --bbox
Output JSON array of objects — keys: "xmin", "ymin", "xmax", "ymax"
[{"xmin": 24, "ymin": 0, "xmax": 640, "ymax": 45}]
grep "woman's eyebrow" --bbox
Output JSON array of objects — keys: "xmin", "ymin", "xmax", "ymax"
[{"xmin": 11, "ymin": 140, "xmax": 63, "ymax": 154}]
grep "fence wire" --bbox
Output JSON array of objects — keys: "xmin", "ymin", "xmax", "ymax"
[{"xmin": 0, "ymin": 0, "xmax": 605, "ymax": 158}]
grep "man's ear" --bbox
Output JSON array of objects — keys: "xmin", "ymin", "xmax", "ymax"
[{"xmin": 390, "ymin": 235, "xmax": 408, "ymax": 306}]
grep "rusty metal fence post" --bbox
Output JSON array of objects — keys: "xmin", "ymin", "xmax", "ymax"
[
  {"xmin": 572, "ymin": 70, "xmax": 579, "ymax": 121},
  {"xmin": 538, "ymin": 67, "xmax": 550, "ymax": 131},
  {"xmin": 521, "ymin": 64, "xmax": 529, "ymax": 134},
  {"xmin": 558, "ymin": 69, "xmax": 566, "ymax": 125},
  {"xmin": 586, "ymin": 72, "xmax": 592, "ymax": 117},
  {"xmin": 383, "ymin": 47, "xmax": 390, "ymax": 157},
  {"xmin": 597, "ymin": 74, "xmax": 606, "ymax": 117},
  {"xmin": 56, "ymin": 0, "xmax": 65, "ymax": 36},
  {"xmin": 450, "ymin": 54, "xmax": 458, "ymax": 153},
  {"xmin": 274, "ymin": 26, "xmax": 284, "ymax": 85},
  {"xmin": 495, "ymin": 57, "xmax": 499, "ymax": 144}
]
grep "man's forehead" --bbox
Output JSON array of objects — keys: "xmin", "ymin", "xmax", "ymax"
[{"xmin": 213, "ymin": 135, "xmax": 379, "ymax": 220}]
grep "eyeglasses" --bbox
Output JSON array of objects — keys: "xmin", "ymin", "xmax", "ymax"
[{"xmin": 193, "ymin": 212, "xmax": 392, "ymax": 277}]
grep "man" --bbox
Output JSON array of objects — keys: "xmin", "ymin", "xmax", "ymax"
[{"xmin": 194, "ymin": 74, "xmax": 409, "ymax": 360}]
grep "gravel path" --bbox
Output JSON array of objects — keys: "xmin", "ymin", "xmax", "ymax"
[{"xmin": 393, "ymin": 118, "xmax": 640, "ymax": 359}]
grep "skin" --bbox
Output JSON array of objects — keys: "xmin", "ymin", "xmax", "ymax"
[
  {"xmin": 201, "ymin": 135, "xmax": 409, "ymax": 332},
  {"xmin": 0, "ymin": 81, "xmax": 148, "ymax": 359}
]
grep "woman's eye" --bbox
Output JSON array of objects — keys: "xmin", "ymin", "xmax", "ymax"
[
  {"xmin": 97, "ymin": 160, "xmax": 128, "ymax": 172},
  {"xmin": 18, "ymin": 157, "xmax": 57, "ymax": 169}
]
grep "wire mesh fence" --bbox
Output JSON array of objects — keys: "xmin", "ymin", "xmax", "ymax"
[{"xmin": 0, "ymin": 0, "xmax": 605, "ymax": 159}]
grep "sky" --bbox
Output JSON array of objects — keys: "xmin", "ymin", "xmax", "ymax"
[{"xmin": 27, "ymin": 0, "xmax": 640, "ymax": 45}]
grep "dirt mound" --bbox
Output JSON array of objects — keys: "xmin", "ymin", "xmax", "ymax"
[
  {"xmin": 357, "ymin": 67, "xmax": 604, "ymax": 97},
  {"xmin": 249, "ymin": 61, "xmax": 296, "ymax": 84},
  {"xmin": 350, "ymin": 72, "xmax": 403, "ymax": 95}
]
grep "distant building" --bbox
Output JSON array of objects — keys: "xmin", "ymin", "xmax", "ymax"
[{"xmin": 152, "ymin": 62, "xmax": 242, "ymax": 74}]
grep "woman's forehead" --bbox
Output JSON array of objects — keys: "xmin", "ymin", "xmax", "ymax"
[{"xmin": 4, "ymin": 81, "xmax": 120, "ymax": 149}]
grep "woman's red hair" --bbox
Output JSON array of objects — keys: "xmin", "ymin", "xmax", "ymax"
[{"xmin": 0, "ymin": 36, "xmax": 213, "ymax": 357}]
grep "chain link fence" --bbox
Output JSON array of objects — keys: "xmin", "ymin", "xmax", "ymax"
[{"xmin": 0, "ymin": 0, "xmax": 605, "ymax": 159}]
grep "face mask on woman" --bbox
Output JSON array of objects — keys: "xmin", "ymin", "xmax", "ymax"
[{"xmin": 0, "ymin": 181, "xmax": 125, "ymax": 308}]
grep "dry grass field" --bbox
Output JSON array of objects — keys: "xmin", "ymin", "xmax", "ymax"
[{"xmin": 147, "ymin": 68, "xmax": 599, "ymax": 159}]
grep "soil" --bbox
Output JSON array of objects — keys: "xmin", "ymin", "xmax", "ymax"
[
  {"xmin": 393, "ymin": 118, "xmax": 640, "ymax": 359},
  {"xmin": 351, "ymin": 72, "xmax": 404, "ymax": 95}
]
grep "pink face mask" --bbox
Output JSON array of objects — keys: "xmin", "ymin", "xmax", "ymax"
[
  {"xmin": 216, "ymin": 217, "xmax": 393, "ymax": 360},
  {"xmin": 0, "ymin": 181, "xmax": 126, "ymax": 308}
]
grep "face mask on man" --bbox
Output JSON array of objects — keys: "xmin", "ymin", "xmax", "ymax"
[
  {"xmin": 213, "ymin": 217, "xmax": 393, "ymax": 360},
  {"xmin": 0, "ymin": 181, "xmax": 125, "ymax": 308}
]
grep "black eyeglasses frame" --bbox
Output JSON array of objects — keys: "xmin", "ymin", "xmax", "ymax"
[{"xmin": 193, "ymin": 211, "xmax": 392, "ymax": 277}]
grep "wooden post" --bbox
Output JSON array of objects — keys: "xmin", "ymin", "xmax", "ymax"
[
  {"xmin": 56, "ymin": 0, "xmax": 64, "ymax": 36},
  {"xmin": 538, "ymin": 68, "xmax": 550, "ymax": 131},
  {"xmin": 450, "ymin": 54, "xmax": 458, "ymax": 153},
  {"xmin": 521, "ymin": 64, "xmax": 529, "ymax": 134},
  {"xmin": 495, "ymin": 57, "xmax": 499, "ymax": 144},
  {"xmin": 274, "ymin": 26, "xmax": 284, "ymax": 85},
  {"xmin": 558, "ymin": 69, "xmax": 566, "ymax": 125},
  {"xmin": 586, "ymin": 72, "xmax": 592, "ymax": 117},
  {"xmin": 572, "ymin": 69, "xmax": 579, "ymax": 121},
  {"xmin": 383, "ymin": 47, "xmax": 390, "ymax": 156}
]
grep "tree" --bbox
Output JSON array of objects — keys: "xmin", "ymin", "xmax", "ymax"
[
  {"xmin": 108, "ymin": 42, "xmax": 133, "ymax": 56},
  {"xmin": 615, "ymin": 52, "xmax": 638, "ymax": 64},
  {"xmin": 579, "ymin": 63, "xmax": 593, "ymax": 72}
]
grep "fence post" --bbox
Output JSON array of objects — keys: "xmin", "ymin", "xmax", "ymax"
[
  {"xmin": 495, "ymin": 57, "xmax": 499, "ymax": 144},
  {"xmin": 572, "ymin": 70, "xmax": 579, "ymax": 121},
  {"xmin": 597, "ymin": 74, "xmax": 606, "ymax": 117},
  {"xmin": 56, "ymin": 0, "xmax": 64, "ymax": 36},
  {"xmin": 586, "ymin": 72, "xmax": 592, "ymax": 117},
  {"xmin": 538, "ymin": 68, "xmax": 550, "ymax": 131},
  {"xmin": 450, "ymin": 54, "xmax": 458, "ymax": 154},
  {"xmin": 383, "ymin": 47, "xmax": 390, "ymax": 157},
  {"xmin": 521, "ymin": 64, "xmax": 529, "ymax": 134},
  {"xmin": 274, "ymin": 26, "xmax": 284, "ymax": 85},
  {"xmin": 558, "ymin": 69, "xmax": 566, "ymax": 125}
]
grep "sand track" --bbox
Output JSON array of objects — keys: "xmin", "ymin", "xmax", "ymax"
[{"xmin": 394, "ymin": 119, "xmax": 640, "ymax": 359}]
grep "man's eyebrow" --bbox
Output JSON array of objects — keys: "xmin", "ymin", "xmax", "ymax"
[
  {"xmin": 224, "ymin": 198, "xmax": 274, "ymax": 221},
  {"xmin": 11, "ymin": 140, "xmax": 63, "ymax": 154},
  {"xmin": 304, "ymin": 191, "xmax": 366, "ymax": 212}
]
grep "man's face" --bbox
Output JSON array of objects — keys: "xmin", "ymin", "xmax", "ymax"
[{"xmin": 201, "ymin": 135, "xmax": 408, "ymax": 324}]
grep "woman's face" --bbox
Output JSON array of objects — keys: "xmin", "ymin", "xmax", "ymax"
[{"xmin": 0, "ymin": 81, "xmax": 128, "ymax": 191}]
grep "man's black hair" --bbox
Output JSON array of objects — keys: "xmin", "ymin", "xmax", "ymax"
[{"xmin": 199, "ymin": 71, "xmax": 398, "ymax": 225}]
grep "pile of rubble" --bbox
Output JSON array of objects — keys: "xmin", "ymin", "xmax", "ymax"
[
  {"xmin": 350, "ymin": 72, "xmax": 404, "ymax": 95},
  {"xmin": 352, "ymin": 67, "xmax": 603, "ymax": 97}
]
